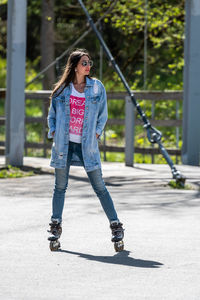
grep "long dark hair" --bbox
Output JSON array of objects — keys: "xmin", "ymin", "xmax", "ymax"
[{"xmin": 51, "ymin": 48, "xmax": 91, "ymax": 98}]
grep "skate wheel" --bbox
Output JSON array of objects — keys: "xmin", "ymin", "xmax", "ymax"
[
  {"xmin": 49, "ymin": 240, "xmax": 61, "ymax": 251},
  {"xmin": 114, "ymin": 240, "xmax": 124, "ymax": 252}
]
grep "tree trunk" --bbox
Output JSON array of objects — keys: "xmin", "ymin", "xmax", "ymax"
[{"xmin": 41, "ymin": 0, "xmax": 55, "ymax": 90}]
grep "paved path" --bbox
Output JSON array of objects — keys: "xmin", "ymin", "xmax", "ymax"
[{"xmin": 0, "ymin": 156, "xmax": 199, "ymax": 299}]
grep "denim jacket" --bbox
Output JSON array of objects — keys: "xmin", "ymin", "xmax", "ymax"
[{"xmin": 47, "ymin": 76, "xmax": 108, "ymax": 171}]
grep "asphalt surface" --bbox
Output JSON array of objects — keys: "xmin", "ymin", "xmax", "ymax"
[{"xmin": 0, "ymin": 156, "xmax": 199, "ymax": 300}]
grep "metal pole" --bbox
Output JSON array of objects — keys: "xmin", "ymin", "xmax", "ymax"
[
  {"xmin": 182, "ymin": 0, "xmax": 200, "ymax": 166},
  {"xmin": 5, "ymin": 0, "xmax": 27, "ymax": 166},
  {"xmin": 151, "ymin": 100, "xmax": 155, "ymax": 164},
  {"xmin": 176, "ymin": 100, "xmax": 179, "ymax": 164},
  {"xmin": 125, "ymin": 96, "xmax": 135, "ymax": 167},
  {"xmin": 143, "ymin": 0, "xmax": 148, "ymax": 90}
]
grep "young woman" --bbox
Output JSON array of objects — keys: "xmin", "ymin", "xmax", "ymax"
[{"xmin": 47, "ymin": 49, "xmax": 124, "ymax": 252}]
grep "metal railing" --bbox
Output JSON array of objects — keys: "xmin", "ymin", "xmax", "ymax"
[{"xmin": 0, "ymin": 89, "xmax": 182, "ymax": 164}]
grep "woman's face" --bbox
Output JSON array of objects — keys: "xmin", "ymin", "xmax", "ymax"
[{"xmin": 76, "ymin": 55, "xmax": 91, "ymax": 77}]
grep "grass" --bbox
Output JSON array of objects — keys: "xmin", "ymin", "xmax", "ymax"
[
  {"xmin": 100, "ymin": 151, "xmax": 180, "ymax": 164},
  {"xmin": 0, "ymin": 165, "xmax": 35, "ymax": 179},
  {"xmin": 168, "ymin": 180, "xmax": 193, "ymax": 190}
]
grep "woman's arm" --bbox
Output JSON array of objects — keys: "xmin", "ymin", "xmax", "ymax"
[
  {"xmin": 47, "ymin": 97, "xmax": 56, "ymax": 139},
  {"xmin": 96, "ymin": 84, "xmax": 108, "ymax": 138}
]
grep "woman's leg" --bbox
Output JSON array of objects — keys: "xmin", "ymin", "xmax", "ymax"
[
  {"xmin": 86, "ymin": 168, "xmax": 119, "ymax": 222},
  {"xmin": 51, "ymin": 145, "xmax": 73, "ymax": 222},
  {"xmin": 72, "ymin": 143, "xmax": 119, "ymax": 222}
]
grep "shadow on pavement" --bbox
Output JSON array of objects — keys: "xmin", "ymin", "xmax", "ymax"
[{"xmin": 58, "ymin": 249, "xmax": 163, "ymax": 268}]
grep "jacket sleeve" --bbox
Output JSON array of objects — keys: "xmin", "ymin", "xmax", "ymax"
[
  {"xmin": 47, "ymin": 96, "xmax": 56, "ymax": 139},
  {"xmin": 96, "ymin": 83, "xmax": 108, "ymax": 137}
]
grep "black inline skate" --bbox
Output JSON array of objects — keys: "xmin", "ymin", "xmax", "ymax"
[
  {"xmin": 110, "ymin": 221, "xmax": 125, "ymax": 252},
  {"xmin": 47, "ymin": 219, "xmax": 62, "ymax": 251}
]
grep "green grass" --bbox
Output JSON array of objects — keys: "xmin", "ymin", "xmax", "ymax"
[
  {"xmin": 0, "ymin": 165, "xmax": 34, "ymax": 178},
  {"xmin": 101, "ymin": 152, "xmax": 125, "ymax": 162},
  {"xmin": 168, "ymin": 180, "xmax": 193, "ymax": 190},
  {"xmin": 100, "ymin": 151, "xmax": 180, "ymax": 164}
]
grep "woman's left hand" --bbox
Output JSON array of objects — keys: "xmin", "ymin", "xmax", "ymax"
[{"xmin": 96, "ymin": 133, "xmax": 100, "ymax": 139}]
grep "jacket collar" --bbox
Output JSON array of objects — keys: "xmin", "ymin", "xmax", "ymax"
[{"xmin": 85, "ymin": 76, "xmax": 94, "ymax": 87}]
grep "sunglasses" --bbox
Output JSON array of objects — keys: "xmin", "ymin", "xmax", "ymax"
[{"xmin": 80, "ymin": 60, "xmax": 93, "ymax": 67}]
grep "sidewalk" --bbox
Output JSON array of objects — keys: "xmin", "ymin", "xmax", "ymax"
[{"xmin": 0, "ymin": 156, "xmax": 199, "ymax": 299}]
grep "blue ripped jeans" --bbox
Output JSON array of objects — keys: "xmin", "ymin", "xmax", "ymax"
[{"xmin": 51, "ymin": 141, "xmax": 119, "ymax": 223}]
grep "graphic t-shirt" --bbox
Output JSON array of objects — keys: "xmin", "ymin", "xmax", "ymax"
[{"xmin": 69, "ymin": 84, "xmax": 86, "ymax": 143}]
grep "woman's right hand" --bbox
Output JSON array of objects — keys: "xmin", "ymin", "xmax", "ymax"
[{"xmin": 52, "ymin": 131, "xmax": 55, "ymax": 137}]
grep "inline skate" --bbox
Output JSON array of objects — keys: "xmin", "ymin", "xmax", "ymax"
[
  {"xmin": 110, "ymin": 221, "xmax": 124, "ymax": 252},
  {"xmin": 47, "ymin": 219, "xmax": 62, "ymax": 251}
]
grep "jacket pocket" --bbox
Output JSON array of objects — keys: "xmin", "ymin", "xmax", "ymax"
[
  {"xmin": 91, "ymin": 95, "xmax": 100, "ymax": 104},
  {"xmin": 51, "ymin": 143, "xmax": 58, "ymax": 163}
]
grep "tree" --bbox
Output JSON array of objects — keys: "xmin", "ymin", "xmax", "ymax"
[{"xmin": 41, "ymin": 0, "xmax": 55, "ymax": 90}]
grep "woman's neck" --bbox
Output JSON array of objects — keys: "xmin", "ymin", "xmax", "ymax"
[{"xmin": 74, "ymin": 75, "xmax": 86, "ymax": 85}]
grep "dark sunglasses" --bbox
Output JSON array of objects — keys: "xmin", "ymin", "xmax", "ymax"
[{"xmin": 80, "ymin": 60, "xmax": 93, "ymax": 67}]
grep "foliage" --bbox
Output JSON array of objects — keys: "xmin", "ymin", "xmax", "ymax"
[
  {"xmin": 87, "ymin": 0, "xmax": 185, "ymax": 90},
  {"xmin": 0, "ymin": 165, "xmax": 34, "ymax": 178},
  {"xmin": 168, "ymin": 180, "xmax": 193, "ymax": 190},
  {"xmin": 0, "ymin": 58, "xmax": 6, "ymax": 87},
  {"xmin": 0, "ymin": 0, "xmax": 185, "ymax": 90},
  {"xmin": 0, "ymin": 57, "xmax": 42, "ymax": 90}
]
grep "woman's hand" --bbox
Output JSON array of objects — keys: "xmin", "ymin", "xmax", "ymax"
[
  {"xmin": 52, "ymin": 131, "xmax": 55, "ymax": 137},
  {"xmin": 96, "ymin": 133, "xmax": 100, "ymax": 139}
]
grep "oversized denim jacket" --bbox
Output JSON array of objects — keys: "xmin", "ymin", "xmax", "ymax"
[{"xmin": 47, "ymin": 76, "xmax": 108, "ymax": 171}]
